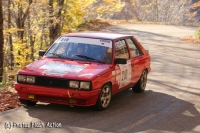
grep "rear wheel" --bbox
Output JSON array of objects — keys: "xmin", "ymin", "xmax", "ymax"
[
  {"xmin": 95, "ymin": 84, "xmax": 111, "ymax": 111},
  {"xmin": 132, "ymin": 70, "xmax": 147, "ymax": 93},
  {"xmin": 19, "ymin": 99, "xmax": 37, "ymax": 106}
]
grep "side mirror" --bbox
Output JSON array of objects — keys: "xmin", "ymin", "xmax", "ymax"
[
  {"xmin": 39, "ymin": 50, "xmax": 46, "ymax": 56},
  {"xmin": 114, "ymin": 58, "xmax": 127, "ymax": 64}
]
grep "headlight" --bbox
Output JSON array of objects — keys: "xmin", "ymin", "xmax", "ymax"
[
  {"xmin": 80, "ymin": 82, "xmax": 90, "ymax": 90},
  {"xmin": 27, "ymin": 76, "xmax": 35, "ymax": 83},
  {"xmin": 18, "ymin": 75, "xmax": 27, "ymax": 82},
  {"xmin": 17, "ymin": 75, "xmax": 35, "ymax": 83},
  {"xmin": 69, "ymin": 81, "xmax": 79, "ymax": 88}
]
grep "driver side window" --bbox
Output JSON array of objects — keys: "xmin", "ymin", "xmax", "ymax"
[
  {"xmin": 126, "ymin": 38, "xmax": 141, "ymax": 58},
  {"xmin": 115, "ymin": 40, "xmax": 129, "ymax": 59}
]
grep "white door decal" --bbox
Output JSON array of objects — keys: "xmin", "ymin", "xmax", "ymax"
[{"xmin": 118, "ymin": 60, "xmax": 132, "ymax": 89}]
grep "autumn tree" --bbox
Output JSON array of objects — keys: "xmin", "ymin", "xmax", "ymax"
[
  {"xmin": 193, "ymin": 0, "xmax": 200, "ymax": 40},
  {"xmin": 1, "ymin": 0, "xmax": 125, "ymax": 76},
  {"xmin": 7, "ymin": 0, "xmax": 14, "ymax": 69},
  {"xmin": 86, "ymin": 0, "xmax": 125, "ymax": 19},
  {"xmin": 0, "ymin": 0, "xmax": 4, "ymax": 82},
  {"xmin": 15, "ymin": 0, "xmax": 33, "ymax": 41},
  {"xmin": 49, "ymin": 0, "xmax": 97, "ymax": 44},
  {"xmin": 49, "ymin": 0, "xmax": 64, "ymax": 45},
  {"xmin": 113, "ymin": 0, "xmax": 200, "ymax": 24},
  {"xmin": 2, "ymin": 0, "xmax": 34, "ymax": 70}
]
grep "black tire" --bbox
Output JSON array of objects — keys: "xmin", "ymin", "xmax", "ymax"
[
  {"xmin": 132, "ymin": 70, "xmax": 148, "ymax": 93},
  {"xmin": 19, "ymin": 99, "xmax": 37, "ymax": 106},
  {"xmin": 95, "ymin": 84, "xmax": 112, "ymax": 111}
]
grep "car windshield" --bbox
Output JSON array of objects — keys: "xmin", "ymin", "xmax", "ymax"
[{"xmin": 45, "ymin": 37, "xmax": 113, "ymax": 63}]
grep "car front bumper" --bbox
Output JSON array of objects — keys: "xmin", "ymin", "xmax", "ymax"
[{"xmin": 15, "ymin": 83, "xmax": 100, "ymax": 106}]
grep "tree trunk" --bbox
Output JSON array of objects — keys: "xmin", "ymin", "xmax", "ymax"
[
  {"xmin": 16, "ymin": 0, "xmax": 33, "ymax": 41},
  {"xmin": 0, "ymin": 0, "xmax": 4, "ymax": 82},
  {"xmin": 40, "ymin": 23, "xmax": 44, "ymax": 50},
  {"xmin": 8, "ymin": 0, "xmax": 14, "ymax": 69},
  {"xmin": 16, "ymin": 2, "xmax": 24, "ymax": 41},
  {"xmin": 28, "ymin": 0, "xmax": 34, "ymax": 61},
  {"xmin": 155, "ymin": 0, "xmax": 158, "ymax": 21},
  {"xmin": 49, "ymin": 0, "xmax": 64, "ymax": 46}
]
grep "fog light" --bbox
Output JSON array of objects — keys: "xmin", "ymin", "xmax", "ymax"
[
  {"xmin": 28, "ymin": 94, "xmax": 35, "ymax": 99},
  {"xmin": 68, "ymin": 99, "xmax": 77, "ymax": 104},
  {"xmin": 72, "ymin": 93, "xmax": 80, "ymax": 97}
]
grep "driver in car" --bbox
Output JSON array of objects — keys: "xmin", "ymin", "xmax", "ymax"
[
  {"xmin": 68, "ymin": 44, "xmax": 86, "ymax": 58},
  {"xmin": 91, "ymin": 46, "xmax": 112, "ymax": 63}
]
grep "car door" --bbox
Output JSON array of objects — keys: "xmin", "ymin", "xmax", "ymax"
[
  {"xmin": 114, "ymin": 39, "xmax": 132, "ymax": 92},
  {"xmin": 125, "ymin": 37, "xmax": 144, "ymax": 85}
]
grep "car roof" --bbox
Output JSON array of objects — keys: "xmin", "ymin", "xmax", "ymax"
[{"xmin": 62, "ymin": 32, "xmax": 132, "ymax": 40}]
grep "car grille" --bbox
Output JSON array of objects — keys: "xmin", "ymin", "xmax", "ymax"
[{"xmin": 35, "ymin": 76, "xmax": 68, "ymax": 88}]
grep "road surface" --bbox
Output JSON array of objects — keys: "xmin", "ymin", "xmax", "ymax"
[{"xmin": 0, "ymin": 24, "xmax": 200, "ymax": 133}]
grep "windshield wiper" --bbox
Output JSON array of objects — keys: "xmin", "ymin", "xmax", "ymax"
[
  {"xmin": 76, "ymin": 54, "xmax": 105, "ymax": 64},
  {"xmin": 49, "ymin": 53, "xmax": 73, "ymax": 60}
]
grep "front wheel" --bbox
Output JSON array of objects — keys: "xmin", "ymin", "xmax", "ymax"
[
  {"xmin": 95, "ymin": 84, "xmax": 112, "ymax": 111},
  {"xmin": 132, "ymin": 70, "xmax": 148, "ymax": 93}
]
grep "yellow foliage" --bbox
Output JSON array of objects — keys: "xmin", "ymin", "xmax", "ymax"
[
  {"xmin": 4, "ymin": 28, "xmax": 19, "ymax": 36},
  {"xmin": 11, "ymin": 0, "xmax": 29, "ymax": 13},
  {"xmin": 140, "ymin": 1, "xmax": 156, "ymax": 8},
  {"xmin": 132, "ymin": 2, "xmax": 136, "ymax": 6},
  {"xmin": 145, "ymin": 10, "xmax": 151, "ymax": 14},
  {"xmin": 94, "ymin": 0, "xmax": 125, "ymax": 18},
  {"xmin": 192, "ymin": 1, "xmax": 200, "ymax": 8},
  {"xmin": 12, "ymin": 39, "xmax": 32, "ymax": 68},
  {"xmin": 62, "ymin": 0, "xmax": 96, "ymax": 32}
]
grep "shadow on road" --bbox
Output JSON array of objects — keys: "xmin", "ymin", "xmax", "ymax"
[
  {"xmin": 22, "ymin": 26, "xmax": 200, "ymax": 132},
  {"xmin": 1, "ymin": 25, "xmax": 199, "ymax": 133},
  {"xmin": 24, "ymin": 89, "xmax": 200, "ymax": 133}
]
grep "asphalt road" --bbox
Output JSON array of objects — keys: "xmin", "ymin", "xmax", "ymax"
[{"xmin": 0, "ymin": 24, "xmax": 200, "ymax": 133}]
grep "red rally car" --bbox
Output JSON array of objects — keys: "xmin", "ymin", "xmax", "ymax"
[{"xmin": 15, "ymin": 32, "xmax": 151, "ymax": 110}]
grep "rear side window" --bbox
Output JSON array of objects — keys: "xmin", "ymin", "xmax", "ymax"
[
  {"xmin": 115, "ymin": 40, "xmax": 129, "ymax": 59},
  {"xmin": 126, "ymin": 38, "xmax": 141, "ymax": 58}
]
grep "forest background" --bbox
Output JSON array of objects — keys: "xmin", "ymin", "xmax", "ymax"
[
  {"xmin": 0, "ymin": 0, "xmax": 200, "ymax": 84},
  {"xmin": 0, "ymin": 0, "xmax": 200, "ymax": 112}
]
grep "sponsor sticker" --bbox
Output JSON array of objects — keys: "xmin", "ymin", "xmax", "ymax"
[
  {"xmin": 100, "ymin": 39, "xmax": 111, "ymax": 43},
  {"xmin": 40, "ymin": 62, "xmax": 86, "ymax": 76}
]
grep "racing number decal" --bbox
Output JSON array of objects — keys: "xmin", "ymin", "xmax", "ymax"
[
  {"xmin": 116, "ymin": 60, "xmax": 132, "ymax": 89},
  {"xmin": 121, "ymin": 69, "xmax": 128, "ymax": 81}
]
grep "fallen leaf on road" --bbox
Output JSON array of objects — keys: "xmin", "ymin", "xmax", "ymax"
[
  {"xmin": 0, "ymin": 83, "xmax": 24, "ymax": 112},
  {"xmin": 182, "ymin": 36, "xmax": 200, "ymax": 45}
]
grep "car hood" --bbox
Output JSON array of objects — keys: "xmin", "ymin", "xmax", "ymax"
[{"xmin": 18, "ymin": 58, "xmax": 112, "ymax": 80}]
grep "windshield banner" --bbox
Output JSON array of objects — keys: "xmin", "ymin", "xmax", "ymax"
[{"xmin": 56, "ymin": 37, "xmax": 112, "ymax": 48}]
